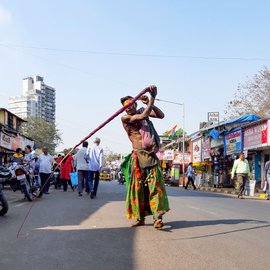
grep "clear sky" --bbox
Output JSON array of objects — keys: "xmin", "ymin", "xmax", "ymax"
[{"xmin": 0, "ymin": 0, "xmax": 270, "ymax": 154}]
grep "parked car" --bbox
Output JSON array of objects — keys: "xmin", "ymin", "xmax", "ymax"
[{"xmin": 100, "ymin": 168, "xmax": 112, "ymax": 181}]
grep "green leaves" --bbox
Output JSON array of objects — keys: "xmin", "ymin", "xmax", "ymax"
[{"xmin": 22, "ymin": 117, "xmax": 62, "ymax": 153}]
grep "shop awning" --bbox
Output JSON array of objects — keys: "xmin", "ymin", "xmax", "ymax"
[{"xmin": 224, "ymin": 114, "xmax": 260, "ymax": 125}]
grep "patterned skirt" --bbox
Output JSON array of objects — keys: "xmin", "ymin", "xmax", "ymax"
[{"xmin": 121, "ymin": 151, "xmax": 170, "ymax": 220}]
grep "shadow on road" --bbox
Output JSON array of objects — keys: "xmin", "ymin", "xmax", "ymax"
[
  {"xmin": 160, "ymin": 218, "xmax": 270, "ymax": 240},
  {"xmin": 0, "ymin": 183, "xmax": 137, "ymax": 270}
]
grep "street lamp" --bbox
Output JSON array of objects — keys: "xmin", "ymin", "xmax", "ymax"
[{"xmin": 156, "ymin": 98, "xmax": 185, "ymax": 187}]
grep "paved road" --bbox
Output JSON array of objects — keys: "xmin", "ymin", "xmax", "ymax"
[{"xmin": 0, "ymin": 181, "xmax": 270, "ymax": 270}]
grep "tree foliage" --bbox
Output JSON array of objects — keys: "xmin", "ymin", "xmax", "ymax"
[
  {"xmin": 225, "ymin": 67, "xmax": 270, "ymax": 119},
  {"xmin": 23, "ymin": 117, "xmax": 62, "ymax": 153},
  {"xmin": 163, "ymin": 128, "xmax": 186, "ymax": 138},
  {"xmin": 104, "ymin": 152, "xmax": 121, "ymax": 164}
]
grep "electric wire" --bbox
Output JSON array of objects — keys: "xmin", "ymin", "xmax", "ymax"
[{"xmin": 1, "ymin": 43, "xmax": 270, "ymax": 62}]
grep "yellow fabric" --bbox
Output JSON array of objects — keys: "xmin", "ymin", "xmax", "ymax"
[
  {"xmin": 123, "ymin": 99, "xmax": 132, "ymax": 106},
  {"xmin": 13, "ymin": 153, "xmax": 23, "ymax": 158}
]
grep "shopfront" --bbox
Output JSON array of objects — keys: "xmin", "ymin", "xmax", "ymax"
[
  {"xmin": 0, "ymin": 132, "xmax": 34, "ymax": 165},
  {"xmin": 222, "ymin": 129, "xmax": 244, "ymax": 187},
  {"xmin": 173, "ymin": 151, "xmax": 191, "ymax": 186},
  {"xmin": 243, "ymin": 120, "xmax": 269, "ymax": 184},
  {"xmin": 158, "ymin": 150, "xmax": 174, "ymax": 182}
]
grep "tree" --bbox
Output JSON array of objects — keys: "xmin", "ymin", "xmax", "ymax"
[
  {"xmin": 225, "ymin": 67, "xmax": 270, "ymax": 119},
  {"xmin": 23, "ymin": 117, "xmax": 62, "ymax": 152}
]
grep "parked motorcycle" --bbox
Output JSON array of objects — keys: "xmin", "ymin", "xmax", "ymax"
[
  {"xmin": 118, "ymin": 172, "xmax": 125, "ymax": 185},
  {"xmin": 9, "ymin": 162, "xmax": 39, "ymax": 201},
  {"xmin": 0, "ymin": 165, "xmax": 12, "ymax": 187},
  {"xmin": 0, "ymin": 184, "xmax": 8, "ymax": 216}
]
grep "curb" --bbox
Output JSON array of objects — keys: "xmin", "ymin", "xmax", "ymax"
[{"xmin": 197, "ymin": 186, "xmax": 268, "ymax": 200}]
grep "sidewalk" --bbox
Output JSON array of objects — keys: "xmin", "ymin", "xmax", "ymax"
[{"xmin": 187, "ymin": 185, "xmax": 270, "ymax": 200}]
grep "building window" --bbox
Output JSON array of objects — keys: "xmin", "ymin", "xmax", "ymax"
[{"xmin": 8, "ymin": 113, "xmax": 14, "ymax": 130}]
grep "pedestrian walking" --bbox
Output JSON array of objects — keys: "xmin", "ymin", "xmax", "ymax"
[
  {"xmin": 73, "ymin": 141, "xmax": 89, "ymax": 196},
  {"xmin": 60, "ymin": 149, "xmax": 75, "ymax": 192},
  {"xmin": 53, "ymin": 155, "xmax": 62, "ymax": 189},
  {"xmin": 87, "ymin": 138, "xmax": 104, "ymax": 199},
  {"xmin": 231, "ymin": 152, "xmax": 251, "ymax": 199},
  {"xmin": 120, "ymin": 85, "xmax": 169, "ymax": 228},
  {"xmin": 185, "ymin": 162, "xmax": 196, "ymax": 190},
  {"xmin": 37, "ymin": 147, "xmax": 54, "ymax": 195},
  {"xmin": 264, "ymin": 160, "xmax": 270, "ymax": 200}
]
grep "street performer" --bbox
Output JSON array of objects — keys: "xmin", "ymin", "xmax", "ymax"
[{"xmin": 120, "ymin": 85, "xmax": 169, "ymax": 228}]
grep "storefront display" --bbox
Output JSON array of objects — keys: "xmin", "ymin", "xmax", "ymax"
[{"xmin": 224, "ymin": 129, "xmax": 243, "ymax": 156}]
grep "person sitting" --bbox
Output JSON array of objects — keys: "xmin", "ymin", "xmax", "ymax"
[{"xmin": 12, "ymin": 148, "xmax": 24, "ymax": 164}]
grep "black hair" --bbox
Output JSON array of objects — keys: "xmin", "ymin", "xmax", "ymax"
[
  {"xmin": 82, "ymin": 141, "xmax": 88, "ymax": 148},
  {"xmin": 16, "ymin": 148, "xmax": 22, "ymax": 153},
  {"xmin": 120, "ymin": 96, "xmax": 134, "ymax": 105},
  {"xmin": 25, "ymin": 145, "xmax": 31, "ymax": 151}
]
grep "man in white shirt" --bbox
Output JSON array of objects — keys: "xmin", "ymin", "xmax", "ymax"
[
  {"xmin": 37, "ymin": 147, "xmax": 53, "ymax": 195},
  {"xmin": 74, "ymin": 141, "xmax": 89, "ymax": 196},
  {"xmin": 87, "ymin": 138, "xmax": 104, "ymax": 199}
]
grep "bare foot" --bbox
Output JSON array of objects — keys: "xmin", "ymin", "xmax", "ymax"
[{"xmin": 153, "ymin": 219, "xmax": 164, "ymax": 229}]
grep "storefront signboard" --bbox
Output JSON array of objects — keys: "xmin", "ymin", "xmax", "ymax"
[
  {"xmin": 0, "ymin": 132, "xmax": 12, "ymax": 149},
  {"xmin": 208, "ymin": 112, "xmax": 219, "ymax": 123},
  {"xmin": 202, "ymin": 138, "xmax": 211, "ymax": 160},
  {"xmin": 0, "ymin": 132, "xmax": 34, "ymax": 151},
  {"xmin": 173, "ymin": 151, "xmax": 191, "ymax": 164},
  {"xmin": 11, "ymin": 136, "xmax": 21, "ymax": 151},
  {"xmin": 243, "ymin": 122, "xmax": 268, "ymax": 150},
  {"xmin": 192, "ymin": 137, "xmax": 202, "ymax": 163},
  {"xmin": 163, "ymin": 150, "xmax": 174, "ymax": 161},
  {"xmin": 224, "ymin": 129, "xmax": 243, "ymax": 155}
]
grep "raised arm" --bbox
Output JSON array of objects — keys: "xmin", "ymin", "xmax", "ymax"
[
  {"xmin": 121, "ymin": 85, "xmax": 164, "ymax": 124},
  {"xmin": 140, "ymin": 86, "xmax": 164, "ymax": 119}
]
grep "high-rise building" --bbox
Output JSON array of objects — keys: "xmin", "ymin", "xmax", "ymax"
[{"xmin": 9, "ymin": 76, "xmax": 56, "ymax": 123}]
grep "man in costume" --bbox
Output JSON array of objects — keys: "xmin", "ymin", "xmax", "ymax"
[{"xmin": 120, "ymin": 85, "xmax": 169, "ymax": 228}]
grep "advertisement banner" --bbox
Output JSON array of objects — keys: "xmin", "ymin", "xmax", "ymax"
[
  {"xmin": 202, "ymin": 138, "xmax": 211, "ymax": 160},
  {"xmin": 244, "ymin": 121, "xmax": 268, "ymax": 150},
  {"xmin": 192, "ymin": 138, "xmax": 202, "ymax": 163},
  {"xmin": 163, "ymin": 150, "xmax": 174, "ymax": 161},
  {"xmin": 0, "ymin": 132, "xmax": 34, "ymax": 151},
  {"xmin": 173, "ymin": 151, "xmax": 191, "ymax": 164},
  {"xmin": 224, "ymin": 129, "xmax": 242, "ymax": 155},
  {"xmin": 11, "ymin": 136, "xmax": 21, "ymax": 151}
]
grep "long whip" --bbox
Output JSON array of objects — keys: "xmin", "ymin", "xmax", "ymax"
[{"xmin": 16, "ymin": 86, "xmax": 150, "ymax": 238}]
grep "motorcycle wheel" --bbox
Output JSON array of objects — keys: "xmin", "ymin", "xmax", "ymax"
[
  {"xmin": 23, "ymin": 181, "xmax": 33, "ymax": 202},
  {"xmin": 0, "ymin": 194, "xmax": 8, "ymax": 216}
]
